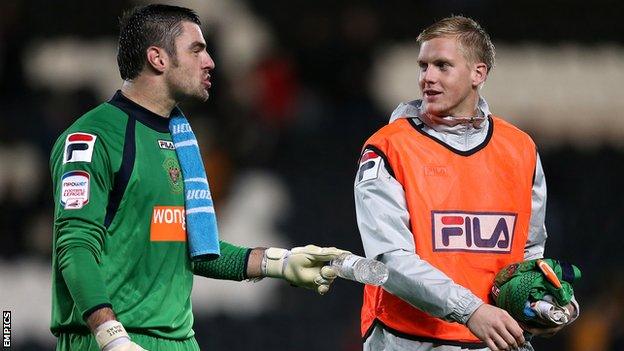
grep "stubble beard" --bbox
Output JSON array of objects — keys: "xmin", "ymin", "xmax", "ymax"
[
  {"xmin": 168, "ymin": 60, "xmax": 210, "ymax": 103},
  {"xmin": 197, "ymin": 87, "xmax": 210, "ymax": 102},
  {"xmin": 181, "ymin": 72, "xmax": 210, "ymax": 102},
  {"xmin": 170, "ymin": 75, "xmax": 209, "ymax": 103}
]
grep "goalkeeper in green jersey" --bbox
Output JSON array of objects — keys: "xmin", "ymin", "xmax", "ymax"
[{"xmin": 50, "ymin": 4, "xmax": 348, "ymax": 351}]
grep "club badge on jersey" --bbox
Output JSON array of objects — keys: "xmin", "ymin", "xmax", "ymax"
[
  {"xmin": 63, "ymin": 132, "xmax": 97, "ymax": 164},
  {"xmin": 356, "ymin": 149, "xmax": 382, "ymax": 184}
]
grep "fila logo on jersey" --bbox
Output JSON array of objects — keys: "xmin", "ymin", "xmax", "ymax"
[
  {"xmin": 63, "ymin": 133, "xmax": 97, "ymax": 164},
  {"xmin": 357, "ymin": 149, "xmax": 382, "ymax": 183},
  {"xmin": 432, "ymin": 211, "xmax": 517, "ymax": 253},
  {"xmin": 157, "ymin": 140, "xmax": 175, "ymax": 150},
  {"xmin": 60, "ymin": 171, "xmax": 90, "ymax": 210}
]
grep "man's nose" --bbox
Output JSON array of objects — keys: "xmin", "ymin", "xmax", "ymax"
[
  {"xmin": 421, "ymin": 66, "xmax": 437, "ymax": 84},
  {"xmin": 203, "ymin": 52, "xmax": 215, "ymax": 70}
]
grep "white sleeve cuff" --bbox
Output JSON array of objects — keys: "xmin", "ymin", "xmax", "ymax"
[{"xmin": 448, "ymin": 292, "xmax": 484, "ymax": 324}]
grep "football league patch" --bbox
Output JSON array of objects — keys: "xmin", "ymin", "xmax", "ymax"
[
  {"xmin": 60, "ymin": 171, "xmax": 90, "ymax": 210},
  {"xmin": 63, "ymin": 133, "xmax": 97, "ymax": 164},
  {"xmin": 356, "ymin": 149, "xmax": 382, "ymax": 184}
]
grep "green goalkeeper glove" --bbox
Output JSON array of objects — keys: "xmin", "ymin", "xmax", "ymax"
[
  {"xmin": 94, "ymin": 321, "xmax": 147, "ymax": 351},
  {"xmin": 491, "ymin": 258, "xmax": 581, "ymax": 327},
  {"xmin": 263, "ymin": 245, "xmax": 350, "ymax": 294}
]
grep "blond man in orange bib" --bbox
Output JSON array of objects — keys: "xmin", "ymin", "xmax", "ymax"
[{"xmin": 355, "ymin": 16, "xmax": 574, "ymax": 351}]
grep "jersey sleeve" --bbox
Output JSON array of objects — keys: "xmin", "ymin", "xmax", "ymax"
[
  {"xmin": 525, "ymin": 152, "xmax": 548, "ymax": 260},
  {"xmin": 192, "ymin": 241, "xmax": 251, "ymax": 281},
  {"xmin": 51, "ymin": 130, "xmax": 115, "ymax": 318},
  {"xmin": 354, "ymin": 147, "xmax": 483, "ymax": 324}
]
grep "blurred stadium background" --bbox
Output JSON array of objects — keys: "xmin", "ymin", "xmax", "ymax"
[{"xmin": 1, "ymin": 0, "xmax": 623, "ymax": 350}]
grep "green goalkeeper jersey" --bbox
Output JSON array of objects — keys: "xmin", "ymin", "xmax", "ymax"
[{"xmin": 50, "ymin": 91, "xmax": 197, "ymax": 339}]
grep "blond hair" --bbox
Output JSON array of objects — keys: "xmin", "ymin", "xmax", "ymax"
[{"xmin": 417, "ymin": 16, "xmax": 495, "ymax": 72}]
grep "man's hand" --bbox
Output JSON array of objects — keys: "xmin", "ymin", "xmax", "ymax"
[
  {"xmin": 466, "ymin": 304, "xmax": 525, "ymax": 351},
  {"xmin": 264, "ymin": 245, "xmax": 350, "ymax": 294},
  {"xmin": 94, "ymin": 320, "xmax": 147, "ymax": 351}
]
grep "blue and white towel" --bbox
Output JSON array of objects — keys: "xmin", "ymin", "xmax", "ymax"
[{"xmin": 169, "ymin": 109, "xmax": 220, "ymax": 261}]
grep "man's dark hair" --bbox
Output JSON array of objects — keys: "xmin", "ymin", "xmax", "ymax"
[{"xmin": 117, "ymin": 4, "xmax": 201, "ymax": 80}]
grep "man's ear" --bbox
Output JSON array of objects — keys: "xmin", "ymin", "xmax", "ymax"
[
  {"xmin": 472, "ymin": 62, "xmax": 488, "ymax": 87},
  {"xmin": 146, "ymin": 46, "xmax": 168, "ymax": 74}
]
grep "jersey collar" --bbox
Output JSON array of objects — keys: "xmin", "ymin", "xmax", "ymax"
[
  {"xmin": 389, "ymin": 97, "xmax": 492, "ymax": 127},
  {"xmin": 108, "ymin": 90, "xmax": 171, "ymax": 133}
]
